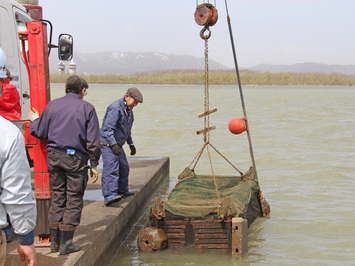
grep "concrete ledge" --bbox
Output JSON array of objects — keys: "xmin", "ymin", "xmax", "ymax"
[
  {"xmin": 75, "ymin": 157, "xmax": 169, "ymax": 266},
  {"xmin": 5, "ymin": 156, "xmax": 169, "ymax": 266}
]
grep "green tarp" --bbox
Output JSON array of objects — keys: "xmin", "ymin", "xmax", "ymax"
[{"xmin": 164, "ymin": 166, "xmax": 261, "ymax": 221}]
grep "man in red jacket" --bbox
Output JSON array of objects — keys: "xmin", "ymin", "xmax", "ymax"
[{"xmin": 0, "ymin": 66, "xmax": 21, "ymax": 120}]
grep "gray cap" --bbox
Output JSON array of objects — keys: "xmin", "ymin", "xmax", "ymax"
[{"xmin": 126, "ymin": 87, "xmax": 143, "ymax": 103}]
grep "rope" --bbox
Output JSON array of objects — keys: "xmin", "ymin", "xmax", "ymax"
[
  {"xmin": 161, "ymin": 142, "xmax": 208, "ymax": 208},
  {"xmin": 160, "ymin": 4, "xmax": 251, "ymax": 220},
  {"xmin": 192, "ymin": 141, "xmax": 208, "ymax": 171},
  {"xmin": 206, "ymin": 144, "xmax": 222, "ymax": 216},
  {"xmin": 204, "ymin": 36, "xmax": 209, "ymax": 143},
  {"xmin": 208, "ymin": 143, "xmax": 245, "ymax": 177},
  {"xmin": 204, "ymin": 36, "xmax": 222, "ymax": 218}
]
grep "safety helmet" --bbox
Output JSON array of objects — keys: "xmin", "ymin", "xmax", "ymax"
[{"xmin": 0, "ymin": 48, "xmax": 7, "ymax": 78}]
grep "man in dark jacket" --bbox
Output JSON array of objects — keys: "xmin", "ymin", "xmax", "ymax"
[
  {"xmin": 28, "ymin": 75, "xmax": 101, "ymax": 255},
  {"xmin": 100, "ymin": 87, "xmax": 143, "ymax": 206}
]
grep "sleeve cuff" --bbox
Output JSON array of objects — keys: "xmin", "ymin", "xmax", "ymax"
[{"xmin": 17, "ymin": 230, "xmax": 34, "ymax": 245}]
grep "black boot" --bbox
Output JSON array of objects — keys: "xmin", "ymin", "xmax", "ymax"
[
  {"xmin": 59, "ymin": 225, "xmax": 81, "ymax": 255},
  {"xmin": 49, "ymin": 223, "xmax": 60, "ymax": 253}
]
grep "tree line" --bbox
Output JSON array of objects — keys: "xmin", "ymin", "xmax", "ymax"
[{"xmin": 50, "ymin": 69, "xmax": 355, "ymax": 86}]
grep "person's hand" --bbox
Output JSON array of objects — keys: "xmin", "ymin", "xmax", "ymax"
[
  {"xmin": 130, "ymin": 144, "xmax": 136, "ymax": 156},
  {"xmin": 111, "ymin": 144, "xmax": 121, "ymax": 155},
  {"xmin": 17, "ymin": 243, "xmax": 37, "ymax": 266},
  {"xmin": 90, "ymin": 166, "xmax": 98, "ymax": 183},
  {"xmin": 27, "ymin": 108, "xmax": 39, "ymax": 122}
]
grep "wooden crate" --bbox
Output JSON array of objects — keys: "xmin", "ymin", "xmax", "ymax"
[{"xmin": 158, "ymin": 211, "xmax": 232, "ymax": 254}]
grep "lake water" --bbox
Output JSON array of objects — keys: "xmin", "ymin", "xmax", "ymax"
[{"xmin": 51, "ymin": 84, "xmax": 355, "ymax": 265}]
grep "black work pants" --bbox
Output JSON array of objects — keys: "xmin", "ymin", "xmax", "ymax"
[{"xmin": 47, "ymin": 149, "xmax": 89, "ymax": 226}]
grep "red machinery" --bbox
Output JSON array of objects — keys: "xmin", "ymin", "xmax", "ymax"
[
  {"xmin": 16, "ymin": 4, "xmax": 73, "ymax": 245},
  {"xmin": 18, "ymin": 20, "xmax": 52, "ymax": 244}
]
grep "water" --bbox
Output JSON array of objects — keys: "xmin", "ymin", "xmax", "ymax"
[{"xmin": 51, "ymin": 84, "xmax": 355, "ymax": 265}]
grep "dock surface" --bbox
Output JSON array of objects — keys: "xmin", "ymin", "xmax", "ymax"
[{"xmin": 4, "ymin": 156, "xmax": 169, "ymax": 266}]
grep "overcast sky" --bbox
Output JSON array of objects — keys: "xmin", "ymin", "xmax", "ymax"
[{"xmin": 40, "ymin": 0, "xmax": 354, "ymax": 68}]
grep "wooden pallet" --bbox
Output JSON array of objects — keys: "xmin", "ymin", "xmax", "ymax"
[{"xmin": 158, "ymin": 212, "xmax": 232, "ymax": 254}]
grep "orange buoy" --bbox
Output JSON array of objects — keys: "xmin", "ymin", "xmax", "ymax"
[{"xmin": 228, "ymin": 118, "xmax": 246, "ymax": 134}]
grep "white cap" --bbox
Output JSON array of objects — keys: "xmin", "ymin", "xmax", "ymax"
[{"xmin": 0, "ymin": 48, "xmax": 7, "ymax": 78}]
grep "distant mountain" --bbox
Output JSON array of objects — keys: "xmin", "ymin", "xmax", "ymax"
[
  {"xmin": 49, "ymin": 51, "xmax": 355, "ymax": 75},
  {"xmin": 49, "ymin": 51, "xmax": 228, "ymax": 75},
  {"xmin": 245, "ymin": 62, "xmax": 355, "ymax": 75}
]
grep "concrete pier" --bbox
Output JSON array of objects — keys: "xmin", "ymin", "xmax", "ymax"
[{"xmin": 4, "ymin": 156, "xmax": 169, "ymax": 266}]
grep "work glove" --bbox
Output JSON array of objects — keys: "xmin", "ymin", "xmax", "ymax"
[
  {"xmin": 111, "ymin": 144, "xmax": 121, "ymax": 155},
  {"xmin": 90, "ymin": 166, "xmax": 98, "ymax": 183},
  {"xmin": 27, "ymin": 107, "xmax": 39, "ymax": 122},
  {"xmin": 129, "ymin": 144, "xmax": 136, "ymax": 156}
]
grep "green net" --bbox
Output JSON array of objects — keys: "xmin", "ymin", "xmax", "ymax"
[{"xmin": 164, "ymin": 166, "xmax": 261, "ymax": 220}]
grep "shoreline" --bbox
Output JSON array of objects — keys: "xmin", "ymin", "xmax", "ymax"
[
  {"xmin": 49, "ymin": 83, "xmax": 355, "ymax": 87},
  {"xmin": 49, "ymin": 71, "xmax": 355, "ymax": 87}
]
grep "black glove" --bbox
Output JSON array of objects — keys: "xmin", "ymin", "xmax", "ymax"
[
  {"xmin": 111, "ymin": 144, "xmax": 121, "ymax": 155},
  {"xmin": 130, "ymin": 144, "xmax": 136, "ymax": 156}
]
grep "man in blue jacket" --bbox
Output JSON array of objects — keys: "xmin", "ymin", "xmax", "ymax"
[{"xmin": 100, "ymin": 87, "xmax": 143, "ymax": 206}]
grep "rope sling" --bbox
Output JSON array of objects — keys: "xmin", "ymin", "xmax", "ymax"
[{"xmin": 155, "ymin": 1, "xmax": 269, "ymax": 221}]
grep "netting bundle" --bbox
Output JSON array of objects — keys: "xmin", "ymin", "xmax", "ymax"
[{"xmin": 164, "ymin": 166, "xmax": 262, "ymax": 224}]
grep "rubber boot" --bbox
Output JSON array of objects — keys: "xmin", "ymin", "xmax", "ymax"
[
  {"xmin": 59, "ymin": 225, "xmax": 81, "ymax": 255},
  {"xmin": 49, "ymin": 223, "xmax": 60, "ymax": 253}
]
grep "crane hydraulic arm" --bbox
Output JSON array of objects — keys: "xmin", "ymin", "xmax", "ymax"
[{"xmin": 18, "ymin": 20, "xmax": 52, "ymax": 243}]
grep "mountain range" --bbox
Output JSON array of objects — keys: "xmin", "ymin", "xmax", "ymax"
[
  {"xmin": 246, "ymin": 63, "xmax": 355, "ymax": 75},
  {"xmin": 49, "ymin": 51, "xmax": 227, "ymax": 75},
  {"xmin": 49, "ymin": 51, "xmax": 355, "ymax": 75}
]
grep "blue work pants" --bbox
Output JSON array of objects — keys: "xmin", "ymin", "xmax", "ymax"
[{"xmin": 101, "ymin": 146, "xmax": 130, "ymax": 197}]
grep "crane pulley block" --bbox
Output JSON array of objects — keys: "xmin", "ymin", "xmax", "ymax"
[{"xmin": 194, "ymin": 3, "xmax": 218, "ymax": 27}]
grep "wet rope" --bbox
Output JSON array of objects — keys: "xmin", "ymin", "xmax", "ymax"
[
  {"xmin": 209, "ymin": 143, "xmax": 245, "ymax": 177},
  {"xmin": 203, "ymin": 37, "xmax": 222, "ymax": 215},
  {"xmin": 204, "ymin": 36, "xmax": 210, "ymax": 144},
  {"xmin": 161, "ymin": 142, "xmax": 208, "ymax": 209},
  {"xmin": 160, "ymin": 3, "xmax": 250, "ymax": 220}
]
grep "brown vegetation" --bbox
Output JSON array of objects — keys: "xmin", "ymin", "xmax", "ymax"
[{"xmin": 50, "ymin": 69, "xmax": 355, "ymax": 86}]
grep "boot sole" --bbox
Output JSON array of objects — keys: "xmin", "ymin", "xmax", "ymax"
[
  {"xmin": 59, "ymin": 249, "xmax": 80, "ymax": 255},
  {"xmin": 104, "ymin": 195, "xmax": 122, "ymax": 206}
]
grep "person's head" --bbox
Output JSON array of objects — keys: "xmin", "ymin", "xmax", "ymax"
[
  {"xmin": 80, "ymin": 78, "xmax": 89, "ymax": 90},
  {"xmin": 3, "ymin": 68, "xmax": 12, "ymax": 83},
  {"xmin": 125, "ymin": 87, "xmax": 143, "ymax": 109},
  {"xmin": 65, "ymin": 75, "xmax": 88, "ymax": 99}
]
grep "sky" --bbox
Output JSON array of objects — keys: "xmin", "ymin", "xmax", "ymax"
[{"xmin": 39, "ymin": 0, "xmax": 355, "ymax": 68}]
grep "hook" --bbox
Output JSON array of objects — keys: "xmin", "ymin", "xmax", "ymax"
[{"xmin": 200, "ymin": 25, "xmax": 211, "ymax": 40}]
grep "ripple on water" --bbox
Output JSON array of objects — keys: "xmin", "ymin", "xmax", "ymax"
[{"xmin": 50, "ymin": 85, "xmax": 355, "ymax": 265}]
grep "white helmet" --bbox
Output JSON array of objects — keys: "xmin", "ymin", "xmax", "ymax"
[{"xmin": 0, "ymin": 48, "xmax": 7, "ymax": 78}]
